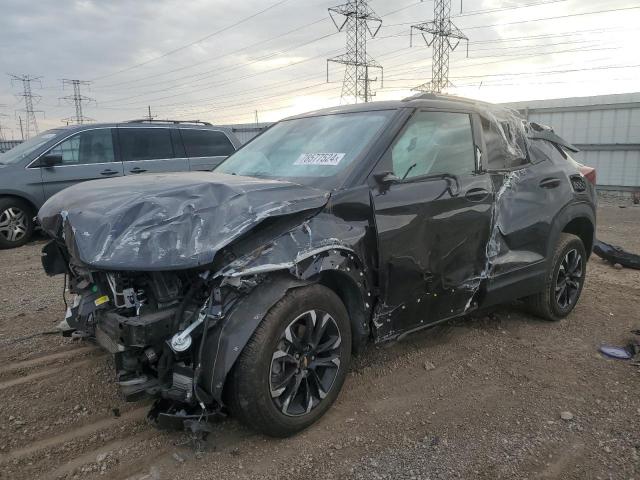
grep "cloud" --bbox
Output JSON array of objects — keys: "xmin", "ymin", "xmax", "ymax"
[{"xmin": 0, "ymin": 0, "xmax": 638, "ymax": 136}]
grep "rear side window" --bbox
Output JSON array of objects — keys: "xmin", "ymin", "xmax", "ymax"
[
  {"xmin": 481, "ymin": 117, "xmax": 528, "ymax": 169},
  {"xmin": 48, "ymin": 129, "xmax": 115, "ymax": 165},
  {"xmin": 119, "ymin": 128, "xmax": 175, "ymax": 161},
  {"xmin": 180, "ymin": 130, "xmax": 235, "ymax": 157}
]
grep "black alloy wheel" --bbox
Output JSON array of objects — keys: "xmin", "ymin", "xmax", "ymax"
[
  {"xmin": 269, "ymin": 309, "xmax": 342, "ymax": 416},
  {"xmin": 227, "ymin": 284, "xmax": 351, "ymax": 437},
  {"xmin": 555, "ymin": 248, "xmax": 583, "ymax": 310}
]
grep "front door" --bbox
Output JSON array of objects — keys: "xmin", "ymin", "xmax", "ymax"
[
  {"xmin": 117, "ymin": 127, "xmax": 189, "ymax": 175},
  {"xmin": 41, "ymin": 128, "xmax": 123, "ymax": 199},
  {"xmin": 370, "ymin": 110, "xmax": 494, "ymax": 339}
]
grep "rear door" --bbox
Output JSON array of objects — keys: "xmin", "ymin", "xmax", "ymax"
[
  {"xmin": 180, "ymin": 128, "xmax": 236, "ymax": 171},
  {"xmin": 370, "ymin": 109, "xmax": 494, "ymax": 337},
  {"xmin": 117, "ymin": 127, "xmax": 189, "ymax": 175},
  {"xmin": 40, "ymin": 128, "xmax": 123, "ymax": 199}
]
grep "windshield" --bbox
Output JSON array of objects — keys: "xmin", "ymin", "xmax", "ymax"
[
  {"xmin": 0, "ymin": 131, "xmax": 60, "ymax": 165},
  {"xmin": 215, "ymin": 110, "xmax": 394, "ymax": 186}
]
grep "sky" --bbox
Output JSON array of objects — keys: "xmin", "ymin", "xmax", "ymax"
[{"xmin": 0, "ymin": 0, "xmax": 639, "ymax": 138}]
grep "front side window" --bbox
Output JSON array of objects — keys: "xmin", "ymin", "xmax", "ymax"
[
  {"xmin": 48, "ymin": 129, "xmax": 115, "ymax": 165},
  {"xmin": 119, "ymin": 128, "xmax": 174, "ymax": 161},
  {"xmin": 390, "ymin": 111, "xmax": 475, "ymax": 180},
  {"xmin": 215, "ymin": 110, "xmax": 394, "ymax": 185},
  {"xmin": 181, "ymin": 130, "xmax": 235, "ymax": 157}
]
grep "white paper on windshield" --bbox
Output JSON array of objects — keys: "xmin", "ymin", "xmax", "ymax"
[{"xmin": 294, "ymin": 153, "xmax": 345, "ymax": 166}]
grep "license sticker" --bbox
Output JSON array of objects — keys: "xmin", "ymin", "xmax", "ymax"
[{"xmin": 294, "ymin": 153, "xmax": 345, "ymax": 166}]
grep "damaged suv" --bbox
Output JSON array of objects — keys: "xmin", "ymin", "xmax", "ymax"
[{"xmin": 38, "ymin": 94, "xmax": 596, "ymax": 437}]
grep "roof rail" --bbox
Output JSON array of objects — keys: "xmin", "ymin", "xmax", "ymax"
[{"xmin": 125, "ymin": 119, "xmax": 212, "ymax": 126}]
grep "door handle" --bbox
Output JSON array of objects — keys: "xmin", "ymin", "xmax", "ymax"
[
  {"xmin": 100, "ymin": 169, "xmax": 119, "ymax": 176},
  {"xmin": 539, "ymin": 177, "xmax": 561, "ymax": 189},
  {"xmin": 129, "ymin": 167, "xmax": 147, "ymax": 174},
  {"xmin": 464, "ymin": 187, "xmax": 490, "ymax": 202}
]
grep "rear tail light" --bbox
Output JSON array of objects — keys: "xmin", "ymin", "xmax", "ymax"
[{"xmin": 579, "ymin": 165, "xmax": 596, "ymax": 185}]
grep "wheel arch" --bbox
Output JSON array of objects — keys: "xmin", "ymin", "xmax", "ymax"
[
  {"xmin": 0, "ymin": 193, "xmax": 38, "ymax": 217},
  {"xmin": 561, "ymin": 216, "xmax": 594, "ymax": 258},
  {"xmin": 202, "ymin": 248, "xmax": 373, "ymax": 405},
  {"xmin": 547, "ymin": 202, "xmax": 596, "ymax": 261}
]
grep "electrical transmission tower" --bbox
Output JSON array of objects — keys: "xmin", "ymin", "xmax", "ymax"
[
  {"xmin": 327, "ymin": 0, "xmax": 383, "ymax": 104},
  {"xmin": 411, "ymin": 0, "xmax": 468, "ymax": 93},
  {"xmin": 9, "ymin": 74, "xmax": 43, "ymax": 139},
  {"xmin": 60, "ymin": 79, "xmax": 95, "ymax": 124}
]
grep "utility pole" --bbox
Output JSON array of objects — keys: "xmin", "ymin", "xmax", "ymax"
[
  {"xmin": 60, "ymin": 79, "xmax": 95, "ymax": 124},
  {"xmin": 411, "ymin": 0, "xmax": 468, "ymax": 93},
  {"xmin": 9, "ymin": 74, "xmax": 43, "ymax": 139},
  {"xmin": 327, "ymin": 0, "xmax": 383, "ymax": 104},
  {"xmin": 146, "ymin": 106, "xmax": 155, "ymax": 121},
  {"xmin": 18, "ymin": 116, "xmax": 24, "ymax": 140}
]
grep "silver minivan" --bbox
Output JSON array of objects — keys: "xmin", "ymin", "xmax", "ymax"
[{"xmin": 0, "ymin": 120, "xmax": 240, "ymax": 248}]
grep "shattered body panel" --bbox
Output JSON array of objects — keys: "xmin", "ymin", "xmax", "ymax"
[{"xmin": 37, "ymin": 94, "xmax": 596, "ymax": 427}]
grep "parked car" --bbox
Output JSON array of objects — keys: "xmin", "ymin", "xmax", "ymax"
[
  {"xmin": 0, "ymin": 120, "xmax": 240, "ymax": 249},
  {"xmin": 38, "ymin": 94, "xmax": 596, "ymax": 438}
]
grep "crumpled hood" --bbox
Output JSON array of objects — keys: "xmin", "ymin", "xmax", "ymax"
[{"xmin": 38, "ymin": 172, "xmax": 330, "ymax": 271}]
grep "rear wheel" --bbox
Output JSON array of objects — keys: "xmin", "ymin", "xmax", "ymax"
[
  {"xmin": 526, "ymin": 233, "xmax": 587, "ymax": 321},
  {"xmin": 227, "ymin": 284, "xmax": 351, "ymax": 437},
  {"xmin": 0, "ymin": 198, "xmax": 34, "ymax": 249}
]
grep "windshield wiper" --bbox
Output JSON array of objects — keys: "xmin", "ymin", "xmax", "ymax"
[{"xmin": 401, "ymin": 163, "xmax": 417, "ymax": 180}]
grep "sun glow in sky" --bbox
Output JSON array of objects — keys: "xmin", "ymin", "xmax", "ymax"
[{"xmin": 0, "ymin": 0, "xmax": 639, "ymax": 136}]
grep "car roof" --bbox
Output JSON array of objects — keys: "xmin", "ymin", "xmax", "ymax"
[
  {"xmin": 282, "ymin": 93, "xmax": 512, "ymax": 120},
  {"xmin": 50, "ymin": 121, "xmax": 235, "ymax": 134}
]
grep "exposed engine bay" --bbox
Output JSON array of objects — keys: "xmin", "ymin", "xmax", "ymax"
[{"xmin": 59, "ymin": 259, "xmax": 256, "ymax": 426}]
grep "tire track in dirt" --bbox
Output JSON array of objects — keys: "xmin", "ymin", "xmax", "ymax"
[
  {"xmin": 0, "ymin": 357, "xmax": 103, "ymax": 391},
  {"xmin": 0, "ymin": 345, "xmax": 98, "ymax": 376},
  {"xmin": 0, "ymin": 406, "xmax": 149, "ymax": 462}
]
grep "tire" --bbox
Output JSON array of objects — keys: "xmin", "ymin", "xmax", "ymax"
[
  {"xmin": 0, "ymin": 198, "xmax": 34, "ymax": 249},
  {"xmin": 525, "ymin": 233, "xmax": 587, "ymax": 321},
  {"xmin": 227, "ymin": 284, "xmax": 352, "ymax": 437}
]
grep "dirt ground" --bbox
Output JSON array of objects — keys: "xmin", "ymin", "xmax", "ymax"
[{"xmin": 0, "ymin": 203, "xmax": 638, "ymax": 480}]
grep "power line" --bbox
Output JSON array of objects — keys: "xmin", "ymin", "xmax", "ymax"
[
  {"xmin": 411, "ymin": 0, "xmax": 468, "ymax": 93},
  {"xmin": 327, "ymin": 0, "xmax": 384, "ymax": 103},
  {"xmin": 60, "ymin": 79, "xmax": 95, "ymax": 124},
  {"xmin": 9, "ymin": 74, "xmax": 43, "ymax": 139}
]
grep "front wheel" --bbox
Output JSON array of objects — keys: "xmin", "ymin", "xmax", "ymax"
[
  {"xmin": 227, "ymin": 284, "xmax": 351, "ymax": 437},
  {"xmin": 526, "ymin": 233, "xmax": 587, "ymax": 321}
]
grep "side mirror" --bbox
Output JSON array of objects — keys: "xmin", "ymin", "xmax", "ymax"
[
  {"xmin": 41, "ymin": 153, "xmax": 63, "ymax": 167},
  {"xmin": 373, "ymin": 171, "xmax": 399, "ymax": 187}
]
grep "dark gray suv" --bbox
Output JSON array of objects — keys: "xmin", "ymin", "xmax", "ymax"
[{"xmin": 0, "ymin": 120, "xmax": 240, "ymax": 248}]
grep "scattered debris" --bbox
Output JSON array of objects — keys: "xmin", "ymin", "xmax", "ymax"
[
  {"xmin": 423, "ymin": 360, "xmax": 436, "ymax": 371},
  {"xmin": 172, "ymin": 452, "xmax": 185, "ymax": 463},
  {"xmin": 593, "ymin": 239, "xmax": 640, "ymax": 270},
  {"xmin": 560, "ymin": 411, "xmax": 574, "ymax": 421},
  {"xmin": 599, "ymin": 345, "xmax": 633, "ymax": 360}
]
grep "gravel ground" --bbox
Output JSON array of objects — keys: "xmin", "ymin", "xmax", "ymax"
[{"xmin": 0, "ymin": 204, "xmax": 638, "ymax": 480}]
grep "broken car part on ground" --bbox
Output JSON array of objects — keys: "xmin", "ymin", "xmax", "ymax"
[
  {"xmin": 593, "ymin": 239, "xmax": 640, "ymax": 270},
  {"xmin": 37, "ymin": 94, "xmax": 597, "ymax": 437}
]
